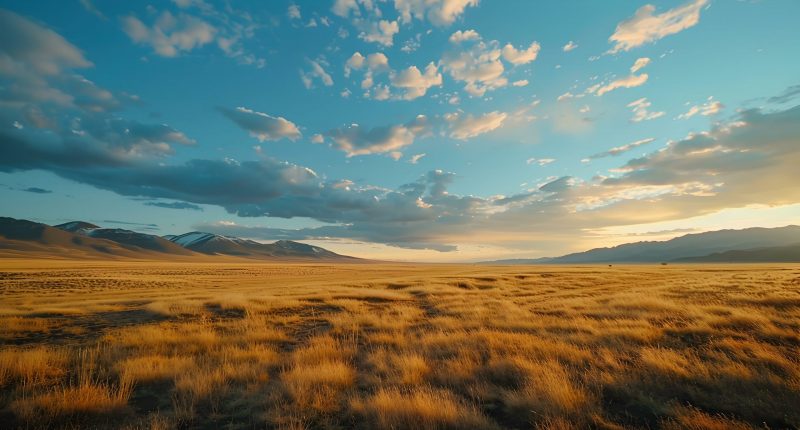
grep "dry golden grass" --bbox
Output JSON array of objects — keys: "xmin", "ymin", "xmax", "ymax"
[{"xmin": 1, "ymin": 259, "xmax": 799, "ymax": 429}]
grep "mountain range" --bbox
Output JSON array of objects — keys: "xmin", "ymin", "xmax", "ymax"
[
  {"xmin": 0, "ymin": 217, "xmax": 357, "ymax": 261},
  {"xmin": 482, "ymin": 225, "xmax": 800, "ymax": 264},
  {"xmin": 3, "ymin": 216, "xmax": 800, "ymax": 263}
]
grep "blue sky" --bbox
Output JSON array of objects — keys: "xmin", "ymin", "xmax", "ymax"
[{"xmin": 1, "ymin": 0, "xmax": 799, "ymax": 261}]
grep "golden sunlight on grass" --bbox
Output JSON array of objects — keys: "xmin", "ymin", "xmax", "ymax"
[{"xmin": 1, "ymin": 260, "xmax": 799, "ymax": 428}]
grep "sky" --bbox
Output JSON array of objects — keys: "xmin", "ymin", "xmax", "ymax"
[{"xmin": 1, "ymin": 0, "xmax": 799, "ymax": 262}]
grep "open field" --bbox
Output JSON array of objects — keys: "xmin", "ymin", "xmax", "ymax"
[{"xmin": 0, "ymin": 260, "xmax": 799, "ymax": 429}]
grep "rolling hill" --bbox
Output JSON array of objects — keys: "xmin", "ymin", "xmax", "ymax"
[
  {"xmin": 0, "ymin": 217, "xmax": 358, "ymax": 261},
  {"xmin": 484, "ymin": 225, "xmax": 800, "ymax": 264}
]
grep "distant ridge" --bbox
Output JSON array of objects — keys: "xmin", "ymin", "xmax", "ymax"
[
  {"xmin": 0, "ymin": 217, "xmax": 359, "ymax": 261},
  {"xmin": 167, "ymin": 232, "xmax": 356, "ymax": 260},
  {"xmin": 482, "ymin": 225, "xmax": 800, "ymax": 264}
]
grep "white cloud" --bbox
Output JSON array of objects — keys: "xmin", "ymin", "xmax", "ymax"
[
  {"xmin": 449, "ymin": 29, "xmax": 479, "ymax": 43},
  {"xmin": 358, "ymin": 19, "xmax": 399, "ymax": 47},
  {"xmin": 409, "ymin": 153, "xmax": 426, "ymax": 164},
  {"xmin": 326, "ymin": 115, "xmax": 431, "ymax": 156},
  {"xmin": 677, "ymin": 98, "xmax": 723, "ymax": 119},
  {"xmin": 512, "ymin": 80, "xmax": 529, "ymax": 87},
  {"xmin": 628, "ymin": 97, "xmax": 664, "ymax": 122},
  {"xmin": 442, "ymin": 31, "xmax": 540, "ymax": 96},
  {"xmin": 630, "ymin": 57, "xmax": 651, "ymax": 73},
  {"xmin": 526, "ymin": 158, "xmax": 555, "ymax": 166},
  {"xmin": 562, "ymin": 41, "xmax": 578, "ymax": 52},
  {"xmin": 608, "ymin": 0, "xmax": 708, "ymax": 53},
  {"xmin": 219, "ymin": 107, "xmax": 301, "ymax": 142},
  {"xmin": 122, "ymin": 11, "xmax": 216, "ymax": 57},
  {"xmin": 287, "ymin": 4, "xmax": 301, "ymax": 20},
  {"xmin": 501, "ymin": 41, "xmax": 541, "ymax": 65},
  {"xmin": 300, "ymin": 59, "xmax": 334, "ymax": 89},
  {"xmin": 593, "ymin": 74, "xmax": 649, "ymax": 96},
  {"xmin": 390, "ymin": 62, "xmax": 443, "ymax": 100},
  {"xmin": 394, "ymin": 0, "xmax": 479, "ymax": 26},
  {"xmin": 446, "ymin": 110, "xmax": 507, "ymax": 140},
  {"xmin": 311, "ymin": 134, "xmax": 324, "ymax": 144},
  {"xmin": 332, "ymin": 0, "xmax": 359, "ymax": 17}
]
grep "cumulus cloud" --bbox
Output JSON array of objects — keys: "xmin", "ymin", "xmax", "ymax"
[
  {"xmin": 325, "ymin": 115, "xmax": 431, "ymax": 157},
  {"xmin": 390, "ymin": 62, "xmax": 443, "ymax": 100},
  {"xmin": 122, "ymin": 11, "xmax": 216, "ymax": 57},
  {"xmin": 676, "ymin": 98, "xmax": 723, "ymax": 119},
  {"xmin": 442, "ymin": 30, "xmax": 540, "ymax": 96},
  {"xmin": 346, "ymin": 52, "xmax": 440, "ymax": 101},
  {"xmin": 449, "ymin": 29, "xmax": 480, "ymax": 43},
  {"xmin": 358, "ymin": 19, "xmax": 399, "ymax": 47},
  {"xmin": 501, "ymin": 41, "xmax": 541, "ymax": 65},
  {"xmin": 608, "ymin": 0, "xmax": 708, "ymax": 53},
  {"xmin": 394, "ymin": 0, "xmax": 479, "ymax": 26},
  {"xmin": 562, "ymin": 41, "xmax": 578, "ymax": 52},
  {"xmin": 219, "ymin": 107, "xmax": 301, "ymax": 142},
  {"xmin": 512, "ymin": 80, "xmax": 529, "ymax": 87},
  {"xmin": 287, "ymin": 4, "xmax": 301, "ymax": 20},
  {"xmin": 628, "ymin": 98, "xmax": 664, "ymax": 122},
  {"xmin": 446, "ymin": 110, "xmax": 507, "ymax": 140},
  {"xmin": 120, "ymin": 3, "xmax": 264, "ymax": 66}
]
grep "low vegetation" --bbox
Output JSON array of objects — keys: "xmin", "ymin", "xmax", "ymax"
[{"xmin": 1, "ymin": 260, "xmax": 799, "ymax": 429}]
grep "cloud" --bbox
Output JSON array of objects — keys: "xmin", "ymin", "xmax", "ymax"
[
  {"xmin": 145, "ymin": 201, "xmax": 203, "ymax": 211},
  {"xmin": 608, "ymin": 0, "xmax": 708, "ymax": 53},
  {"xmin": 122, "ymin": 11, "xmax": 216, "ymax": 57},
  {"xmin": 346, "ymin": 52, "xmax": 441, "ymax": 101},
  {"xmin": 300, "ymin": 59, "xmax": 334, "ymax": 89},
  {"xmin": 526, "ymin": 158, "xmax": 555, "ymax": 166},
  {"xmin": 501, "ymin": 41, "xmax": 541, "ymax": 65},
  {"xmin": 358, "ymin": 19, "xmax": 399, "ymax": 47},
  {"xmin": 79, "ymin": 0, "xmax": 108, "ymax": 20},
  {"xmin": 394, "ymin": 0, "xmax": 479, "ymax": 26},
  {"xmin": 593, "ymin": 73, "xmax": 648, "ymax": 96},
  {"xmin": 628, "ymin": 98, "xmax": 664, "ymax": 122},
  {"xmin": 449, "ymin": 29, "xmax": 479, "ymax": 43},
  {"xmin": 0, "ymin": 9, "xmax": 92, "ymax": 75},
  {"xmin": 562, "ymin": 41, "xmax": 578, "ymax": 52},
  {"xmin": 332, "ymin": 0, "xmax": 359, "ymax": 17},
  {"xmin": 442, "ymin": 31, "xmax": 540, "ymax": 96},
  {"xmin": 767, "ymin": 84, "xmax": 800, "ymax": 105},
  {"xmin": 630, "ymin": 57, "xmax": 650, "ymax": 73},
  {"xmin": 22, "ymin": 187, "xmax": 52, "ymax": 194},
  {"xmin": 287, "ymin": 4, "xmax": 301, "ymax": 20},
  {"xmin": 121, "ymin": 3, "xmax": 264, "ymax": 67},
  {"xmin": 390, "ymin": 62, "xmax": 443, "ymax": 100},
  {"xmin": 676, "ymin": 98, "xmax": 723, "ymax": 119},
  {"xmin": 512, "ymin": 80, "xmax": 529, "ymax": 87},
  {"xmin": 409, "ymin": 153, "xmax": 426, "ymax": 164},
  {"xmin": 446, "ymin": 110, "xmax": 507, "ymax": 140},
  {"xmin": 219, "ymin": 107, "xmax": 301, "ymax": 142},
  {"xmin": 587, "ymin": 137, "xmax": 656, "ymax": 160},
  {"xmin": 325, "ymin": 115, "xmax": 431, "ymax": 157}
]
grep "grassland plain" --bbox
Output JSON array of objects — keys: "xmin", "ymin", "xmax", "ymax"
[{"xmin": 0, "ymin": 259, "xmax": 799, "ymax": 429}]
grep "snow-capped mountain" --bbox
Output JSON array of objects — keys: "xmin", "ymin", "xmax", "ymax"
[
  {"xmin": 166, "ymin": 232, "xmax": 354, "ymax": 260},
  {"xmin": 54, "ymin": 221, "xmax": 194, "ymax": 255}
]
